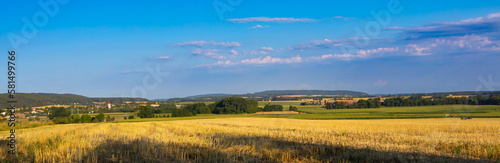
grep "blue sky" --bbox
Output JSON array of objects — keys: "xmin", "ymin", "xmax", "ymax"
[{"xmin": 1, "ymin": 0, "xmax": 500, "ymax": 99}]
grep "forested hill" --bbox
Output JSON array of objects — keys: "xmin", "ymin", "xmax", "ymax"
[
  {"xmin": 0, "ymin": 93, "xmax": 148, "ymax": 108},
  {"xmin": 162, "ymin": 90, "xmax": 369, "ymax": 102},
  {"xmin": 251, "ymin": 90, "xmax": 368, "ymax": 97}
]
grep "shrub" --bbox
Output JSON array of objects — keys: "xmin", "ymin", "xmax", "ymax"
[
  {"xmin": 289, "ymin": 106, "xmax": 298, "ymax": 111},
  {"xmin": 211, "ymin": 97, "xmax": 259, "ymax": 114},
  {"xmin": 263, "ymin": 104, "xmax": 284, "ymax": 111},
  {"xmin": 96, "ymin": 112, "xmax": 105, "ymax": 122},
  {"xmin": 172, "ymin": 108, "xmax": 194, "ymax": 117},
  {"xmin": 128, "ymin": 115, "xmax": 135, "ymax": 119},
  {"xmin": 184, "ymin": 103, "xmax": 211, "ymax": 115}
]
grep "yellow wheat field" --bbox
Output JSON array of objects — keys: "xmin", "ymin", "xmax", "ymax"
[{"xmin": 1, "ymin": 118, "xmax": 499, "ymax": 162}]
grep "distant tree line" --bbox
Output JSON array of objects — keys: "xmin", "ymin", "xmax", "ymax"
[
  {"xmin": 382, "ymin": 95, "xmax": 500, "ymax": 107},
  {"xmin": 324, "ymin": 95, "xmax": 500, "ymax": 109},
  {"xmin": 172, "ymin": 97, "xmax": 260, "ymax": 117},
  {"xmin": 325, "ymin": 98, "xmax": 381, "ymax": 109},
  {"xmin": 289, "ymin": 106, "xmax": 298, "ymax": 111},
  {"xmin": 263, "ymin": 104, "xmax": 283, "ymax": 111},
  {"xmin": 49, "ymin": 107, "xmax": 113, "ymax": 124},
  {"xmin": 151, "ymin": 103, "xmax": 177, "ymax": 113},
  {"xmin": 210, "ymin": 97, "xmax": 259, "ymax": 114}
]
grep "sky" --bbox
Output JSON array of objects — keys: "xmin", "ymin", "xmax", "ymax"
[{"xmin": 1, "ymin": 0, "xmax": 500, "ymax": 99}]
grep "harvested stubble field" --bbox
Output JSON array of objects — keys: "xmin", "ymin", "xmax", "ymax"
[{"xmin": 0, "ymin": 118, "xmax": 499, "ymax": 162}]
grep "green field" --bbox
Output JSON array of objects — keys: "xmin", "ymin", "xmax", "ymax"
[
  {"xmin": 108, "ymin": 105, "xmax": 500, "ymax": 123},
  {"xmin": 253, "ymin": 105, "xmax": 500, "ymax": 120}
]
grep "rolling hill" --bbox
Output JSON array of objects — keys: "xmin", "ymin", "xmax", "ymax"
[{"xmin": 0, "ymin": 93, "xmax": 148, "ymax": 108}]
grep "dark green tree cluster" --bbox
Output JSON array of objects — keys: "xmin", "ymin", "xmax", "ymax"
[
  {"xmin": 171, "ymin": 108, "xmax": 194, "ymax": 117},
  {"xmin": 289, "ymin": 105, "xmax": 298, "ymax": 111},
  {"xmin": 96, "ymin": 112, "xmax": 105, "ymax": 122},
  {"xmin": 151, "ymin": 103, "xmax": 177, "ymax": 113},
  {"xmin": 356, "ymin": 99, "xmax": 382, "ymax": 108},
  {"xmin": 325, "ymin": 98, "xmax": 381, "ymax": 109},
  {"xmin": 382, "ymin": 95, "xmax": 500, "ymax": 107},
  {"xmin": 52, "ymin": 113, "xmax": 101, "ymax": 124},
  {"xmin": 49, "ymin": 107, "xmax": 114, "ymax": 124},
  {"xmin": 116, "ymin": 103, "xmax": 134, "ymax": 112},
  {"xmin": 210, "ymin": 97, "xmax": 259, "ymax": 114},
  {"xmin": 263, "ymin": 104, "xmax": 283, "ymax": 111},
  {"xmin": 137, "ymin": 106, "xmax": 154, "ymax": 118},
  {"xmin": 184, "ymin": 103, "xmax": 211, "ymax": 115},
  {"xmin": 48, "ymin": 107, "xmax": 71, "ymax": 119}
]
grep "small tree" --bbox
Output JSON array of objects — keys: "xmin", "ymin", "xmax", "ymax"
[
  {"xmin": 124, "ymin": 116, "xmax": 127, "ymax": 120},
  {"xmin": 49, "ymin": 107, "xmax": 71, "ymax": 119},
  {"xmin": 96, "ymin": 112, "xmax": 105, "ymax": 122},
  {"xmin": 137, "ymin": 106, "xmax": 154, "ymax": 118},
  {"xmin": 81, "ymin": 114, "xmax": 92, "ymax": 123}
]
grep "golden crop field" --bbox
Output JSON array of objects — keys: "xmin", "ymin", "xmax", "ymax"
[{"xmin": 1, "ymin": 118, "xmax": 499, "ymax": 162}]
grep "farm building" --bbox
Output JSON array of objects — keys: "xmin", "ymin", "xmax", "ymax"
[{"xmin": 14, "ymin": 113, "xmax": 25, "ymax": 118}]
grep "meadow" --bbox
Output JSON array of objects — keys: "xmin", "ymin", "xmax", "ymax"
[
  {"xmin": 1, "ymin": 118, "xmax": 498, "ymax": 162},
  {"xmin": 256, "ymin": 103, "xmax": 500, "ymax": 120}
]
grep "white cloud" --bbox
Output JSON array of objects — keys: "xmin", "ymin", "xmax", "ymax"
[
  {"xmin": 229, "ymin": 49, "xmax": 238, "ymax": 55},
  {"xmin": 385, "ymin": 12, "xmax": 500, "ymax": 39},
  {"xmin": 358, "ymin": 47, "xmax": 399, "ymax": 57},
  {"xmin": 333, "ymin": 16, "xmax": 356, "ymax": 20},
  {"xmin": 405, "ymin": 44, "xmax": 431, "ymax": 56},
  {"xmin": 151, "ymin": 56, "xmax": 171, "ymax": 61},
  {"xmin": 404, "ymin": 34, "xmax": 500, "ymax": 56},
  {"xmin": 241, "ymin": 55, "xmax": 302, "ymax": 64},
  {"xmin": 309, "ymin": 47, "xmax": 399, "ymax": 61},
  {"xmin": 192, "ymin": 49, "xmax": 225, "ymax": 59},
  {"xmin": 243, "ymin": 47, "xmax": 276, "ymax": 55},
  {"xmin": 250, "ymin": 25, "xmax": 269, "ymax": 29},
  {"xmin": 227, "ymin": 17, "xmax": 316, "ymax": 23},
  {"xmin": 293, "ymin": 39, "xmax": 343, "ymax": 50},
  {"xmin": 487, "ymin": 12, "xmax": 500, "ymax": 19},
  {"xmin": 197, "ymin": 55, "xmax": 302, "ymax": 67},
  {"xmin": 173, "ymin": 41, "xmax": 240, "ymax": 48},
  {"xmin": 259, "ymin": 47, "xmax": 274, "ymax": 51}
]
